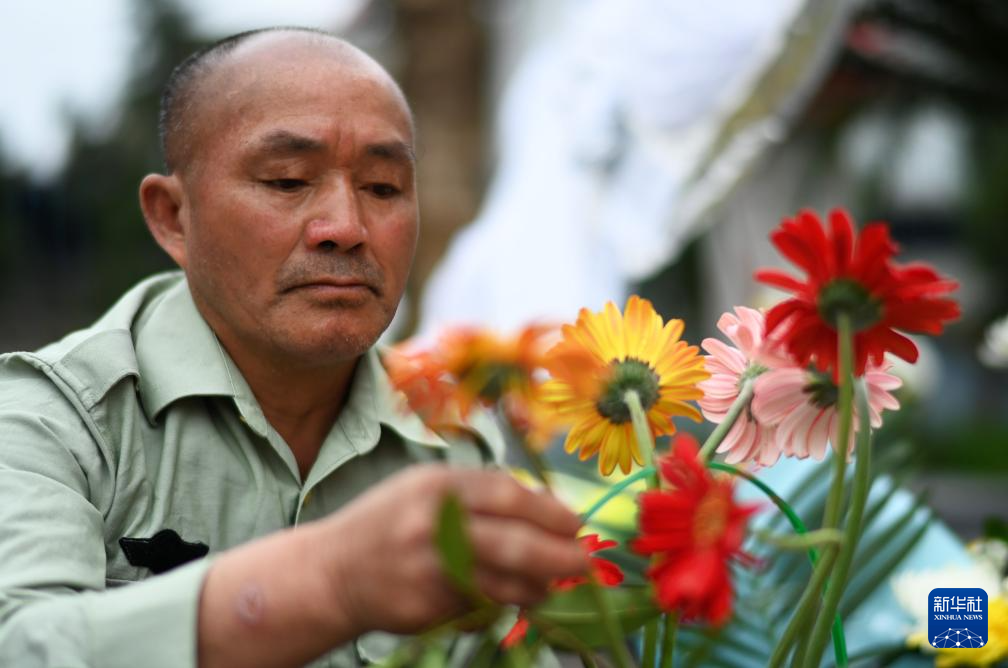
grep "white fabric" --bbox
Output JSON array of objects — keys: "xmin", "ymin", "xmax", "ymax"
[{"xmin": 420, "ymin": 0, "xmax": 836, "ymax": 335}]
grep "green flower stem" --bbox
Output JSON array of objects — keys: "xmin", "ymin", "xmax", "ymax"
[
  {"xmin": 625, "ymin": 390, "xmax": 660, "ymax": 489},
  {"xmin": 820, "ymin": 313, "xmax": 854, "ymax": 533},
  {"xmin": 754, "ymin": 528, "xmax": 843, "ymax": 551},
  {"xmin": 795, "ymin": 314, "xmax": 856, "ymax": 668},
  {"xmin": 801, "ymin": 381, "xmax": 873, "ymax": 668},
  {"xmin": 831, "ymin": 590, "xmax": 850, "ymax": 665},
  {"xmin": 699, "ymin": 378, "xmax": 755, "ymax": 461},
  {"xmin": 659, "ymin": 613, "xmax": 678, "ymax": 668},
  {"xmin": 707, "ymin": 462, "xmax": 847, "ymax": 668},
  {"xmin": 580, "ymin": 467, "xmax": 656, "ymax": 523},
  {"xmin": 766, "ymin": 545, "xmax": 838, "ymax": 668},
  {"xmin": 642, "ymin": 620, "xmax": 658, "ymax": 668},
  {"xmin": 775, "ymin": 313, "xmax": 855, "ymax": 666},
  {"xmin": 625, "ymin": 388, "xmax": 660, "ymax": 665},
  {"xmin": 525, "ymin": 447, "xmax": 553, "ymax": 489},
  {"xmin": 525, "ymin": 610, "xmax": 597, "ymax": 659},
  {"xmin": 706, "ymin": 462, "xmax": 811, "ymax": 551},
  {"xmin": 586, "ymin": 577, "xmax": 635, "ymax": 668},
  {"xmin": 380, "ymin": 604, "xmax": 503, "ymax": 666},
  {"xmin": 420, "ymin": 604, "xmax": 501, "ymax": 639},
  {"xmin": 498, "ymin": 407, "xmax": 553, "ymax": 489}
]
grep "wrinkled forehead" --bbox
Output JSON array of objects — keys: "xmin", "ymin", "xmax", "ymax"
[{"xmin": 188, "ymin": 34, "xmax": 413, "ymax": 165}]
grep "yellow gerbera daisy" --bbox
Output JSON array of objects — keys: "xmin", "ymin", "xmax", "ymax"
[{"xmin": 543, "ymin": 296, "xmax": 710, "ymax": 476}]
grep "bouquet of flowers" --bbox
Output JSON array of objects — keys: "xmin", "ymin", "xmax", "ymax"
[{"xmin": 383, "ymin": 208, "xmax": 970, "ymax": 667}]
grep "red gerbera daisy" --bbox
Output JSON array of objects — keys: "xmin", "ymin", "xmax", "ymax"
[
  {"xmin": 755, "ymin": 208, "xmax": 959, "ymax": 377},
  {"xmin": 631, "ymin": 434, "xmax": 757, "ymax": 626},
  {"xmin": 501, "ymin": 613, "xmax": 530, "ymax": 649},
  {"xmin": 553, "ymin": 533, "xmax": 625, "ymax": 591},
  {"xmin": 500, "ymin": 533, "xmax": 624, "ymax": 647}
]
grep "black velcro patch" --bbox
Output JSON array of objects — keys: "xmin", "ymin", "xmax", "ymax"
[{"xmin": 119, "ymin": 529, "xmax": 209, "ymax": 574}]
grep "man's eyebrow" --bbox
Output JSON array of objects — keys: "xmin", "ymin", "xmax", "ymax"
[
  {"xmin": 253, "ymin": 130, "xmax": 327, "ymax": 155},
  {"xmin": 365, "ymin": 141, "xmax": 416, "ymax": 165},
  {"xmin": 249, "ymin": 133, "xmax": 415, "ymax": 165}
]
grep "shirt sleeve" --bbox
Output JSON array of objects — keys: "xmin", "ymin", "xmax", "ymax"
[{"xmin": 0, "ymin": 354, "xmax": 210, "ymax": 668}]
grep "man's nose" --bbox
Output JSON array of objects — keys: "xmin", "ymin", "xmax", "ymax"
[{"xmin": 303, "ymin": 182, "xmax": 367, "ymax": 251}]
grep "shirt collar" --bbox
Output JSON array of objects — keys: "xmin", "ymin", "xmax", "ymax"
[
  {"xmin": 339, "ymin": 347, "xmax": 449, "ymax": 453},
  {"xmin": 134, "ymin": 277, "xmax": 241, "ymax": 425},
  {"xmin": 134, "ymin": 275, "xmax": 446, "ymax": 449}
]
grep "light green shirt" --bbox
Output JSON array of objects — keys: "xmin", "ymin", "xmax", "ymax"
[{"xmin": 0, "ymin": 272, "xmax": 503, "ymax": 667}]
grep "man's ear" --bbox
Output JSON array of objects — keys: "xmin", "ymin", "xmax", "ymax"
[{"xmin": 139, "ymin": 173, "xmax": 188, "ymax": 269}]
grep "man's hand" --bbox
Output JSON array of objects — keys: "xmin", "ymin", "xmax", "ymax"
[
  {"xmin": 198, "ymin": 465, "xmax": 588, "ymax": 667},
  {"xmin": 325, "ymin": 465, "xmax": 589, "ymax": 635}
]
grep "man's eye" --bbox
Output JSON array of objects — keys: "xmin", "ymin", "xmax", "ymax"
[
  {"xmin": 264, "ymin": 179, "xmax": 307, "ymax": 192},
  {"xmin": 367, "ymin": 183, "xmax": 401, "ymax": 199}
]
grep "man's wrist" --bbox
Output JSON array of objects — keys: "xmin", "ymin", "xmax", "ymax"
[
  {"xmin": 299, "ymin": 517, "xmax": 364, "ymax": 641},
  {"xmin": 196, "ymin": 522, "xmax": 364, "ymax": 667}
]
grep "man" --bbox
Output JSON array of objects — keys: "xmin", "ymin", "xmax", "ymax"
[{"xmin": 0, "ymin": 28, "xmax": 587, "ymax": 667}]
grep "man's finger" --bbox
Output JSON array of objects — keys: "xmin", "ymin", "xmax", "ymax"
[
  {"xmin": 449, "ymin": 469, "xmax": 583, "ymax": 538},
  {"xmin": 467, "ymin": 515, "xmax": 589, "ymax": 585},
  {"xmin": 473, "ymin": 567, "xmax": 551, "ymax": 609}
]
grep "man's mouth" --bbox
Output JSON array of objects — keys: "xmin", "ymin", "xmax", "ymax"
[{"xmin": 284, "ymin": 278, "xmax": 379, "ymax": 296}]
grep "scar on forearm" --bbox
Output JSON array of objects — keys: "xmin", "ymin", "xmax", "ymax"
[{"xmin": 236, "ymin": 582, "xmax": 266, "ymax": 626}]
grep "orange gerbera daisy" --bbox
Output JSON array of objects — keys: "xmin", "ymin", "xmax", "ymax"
[
  {"xmin": 542, "ymin": 296, "xmax": 710, "ymax": 476},
  {"xmin": 385, "ymin": 324, "xmax": 561, "ymax": 447}
]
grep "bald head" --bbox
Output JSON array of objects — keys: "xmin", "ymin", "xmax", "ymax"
[{"xmin": 158, "ymin": 27, "xmax": 410, "ymax": 174}]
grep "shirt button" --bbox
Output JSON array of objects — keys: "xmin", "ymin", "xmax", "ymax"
[{"xmin": 303, "ymin": 490, "xmax": 315, "ymax": 506}]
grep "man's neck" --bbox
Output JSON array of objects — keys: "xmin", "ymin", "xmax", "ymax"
[
  {"xmin": 186, "ymin": 288, "xmax": 365, "ymax": 479},
  {"xmin": 223, "ymin": 341, "xmax": 360, "ymax": 480}
]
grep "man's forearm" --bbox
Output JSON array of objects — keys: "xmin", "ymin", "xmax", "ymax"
[
  {"xmin": 196, "ymin": 465, "xmax": 590, "ymax": 667},
  {"xmin": 197, "ymin": 520, "xmax": 357, "ymax": 668}
]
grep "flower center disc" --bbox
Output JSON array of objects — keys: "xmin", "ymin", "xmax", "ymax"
[
  {"xmin": 802, "ymin": 369, "xmax": 839, "ymax": 408},
  {"xmin": 817, "ymin": 278, "xmax": 882, "ymax": 331},
  {"xmin": 471, "ymin": 364, "xmax": 521, "ymax": 402},
  {"xmin": 595, "ymin": 358, "xmax": 661, "ymax": 424},
  {"xmin": 693, "ymin": 491, "xmax": 729, "ymax": 548}
]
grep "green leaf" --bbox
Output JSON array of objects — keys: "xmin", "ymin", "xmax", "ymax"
[
  {"xmin": 531, "ymin": 585, "xmax": 660, "ymax": 648},
  {"xmin": 503, "ymin": 643, "xmax": 534, "ymax": 668},
  {"xmin": 416, "ymin": 643, "xmax": 449, "ymax": 668},
  {"xmin": 857, "ymin": 472, "xmax": 906, "ymax": 536},
  {"xmin": 542, "ymin": 419, "xmax": 943, "ymax": 666},
  {"xmin": 374, "ymin": 644, "xmax": 420, "ymax": 668},
  {"xmin": 675, "ymin": 465, "xmax": 939, "ymax": 666},
  {"xmin": 460, "ymin": 633, "xmax": 498, "ymax": 668},
  {"xmin": 841, "ymin": 510, "xmax": 931, "ymax": 618},
  {"xmin": 435, "ymin": 493, "xmax": 476, "ymax": 593}
]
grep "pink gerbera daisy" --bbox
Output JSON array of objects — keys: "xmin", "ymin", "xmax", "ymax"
[
  {"xmin": 751, "ymin": 362, "xmax": 902, "ymax": 460},
  {"xmin": 698, "ymin": 307, "xmax": 791, "ymax": 466}
]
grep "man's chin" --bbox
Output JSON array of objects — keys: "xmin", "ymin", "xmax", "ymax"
[{"xmin": 277, "ymin": 320, "xmax": 388, "ymax": 363}]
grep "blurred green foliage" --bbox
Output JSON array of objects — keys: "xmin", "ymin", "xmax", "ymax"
[
  {"xmin": 59, "ymin": 0, "xmax": 203, "ymax": 301},
  {"xmin": 0, "ymin": 0, "xmax": 203, "ymax": 348}
]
